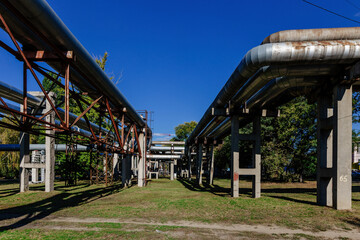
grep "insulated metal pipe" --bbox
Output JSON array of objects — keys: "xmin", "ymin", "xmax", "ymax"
[
  {"xmin": 146, "ymin": 154, "xmax": 181, "ymax": 159},
  {"xmin": 152, "ymin": 141, "xmax": 185, "ymax": 145},
  {"xmin": 196, "ymin": 65, "xmax": 337, "ymax": 139},
  {"xmin": 0, "ymin": 0, "xmax": 146, "ymax": 128},
  {"xmin": 0, "ymin": 144, "xmax": 90, "ymax": 152},
  {"xmin": 150, "ymin": 146, "xmax": 185, "ymax": 151},
  {"xmin": 262, "ymin": 27, "xmax": 360, "ymax": 44},
  {"xmin": 0, "ymin": 81, "xmax": 109, "ymax": 136},
  {"xmin": 245, "ymin": 77, "xmax": 322, "ymax": 109},
  {"xmin": 188, "ymin": 39, "xmax": 360, "ymax": 145},
  {"xmin": 207, "ymin": 76, "xmax": 324, "ymax": 140}
]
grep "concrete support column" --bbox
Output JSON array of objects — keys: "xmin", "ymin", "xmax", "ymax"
[
  {"xmin": 137, "ymin": 132, "xmax": 146, "ymax": 187},
  {"xmin": 122, "ymin": 154, "xmax": 131, "ymax": 187},
  {"xmin": 252, "ymin": 116, "xmax": 261, "ymax": 198},
  {"xmin": 231, "ymin": 115, "xmax": 240, "ymax": 198},
  {"xmin": 174, "ymin": 159, "xmax": 177, "ymax": 180},
  {"xmin": 209, "ymin": 144, "xmax": 215, "ymax": 185},
  {"xmin": 317, "ymin": 95, "xmax": 333, "ymax": 207},
  {"xmin": 45, "ymin": 92, "xmax": 55, "ymax": 192},
  {"xmin": 188, "ymin": 148, "xmax": 192, "ymax": 180},
  {"xmin": 170, "ymin": 160, "xmax": 174, "ymax": 180},
  {"xmin": 232, "ymin": 115, "xmax": 261, "ymax": 198},
  {"xmin": 31, "ymin": 168, "xmax": 38, "ymax": 183},
  {"xmin": 19, "ymin": 131, "xmax": 30, "ymax": 192},
  {"xmin": 317, "ymin": 84, "xmax": 352, "ymax": 210},
  {"xmin": 197, "ymin": 143, "xmax": 203, "ymax": 185},
  {"xmin": 333, "ymin": 84, "xmax": 352, "ymax": 210},
  {"xmin": 113, "ymin": 153, "xmax": 119, "ymax": 173}
]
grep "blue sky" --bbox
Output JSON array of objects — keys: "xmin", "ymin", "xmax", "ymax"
[{"xmin": 0, "ymin": 0, "xmax": 359, "ymax": 140}]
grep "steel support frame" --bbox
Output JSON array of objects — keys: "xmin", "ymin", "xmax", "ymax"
[{"xmin": 0, "ymin": 14, "xmax": 137, "ymax": 154}]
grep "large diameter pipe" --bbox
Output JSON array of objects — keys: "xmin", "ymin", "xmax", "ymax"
[
  {"xmin": 187, "ymin": 39, "xmax": 360, "ymax": 145},
  {"xmin": 146, "ymin": 154, "xmax": 181, "ymax": 159},
  {"xmin": 152, "ymin": 141, "xmax": 185, "ymax": 145},
  {"xmin": 0, "ymin": 81, "xmax": 40, "ymax": 106},
  {"xmin": 0, "ymin": 81, "xmax": 109, "ymax": 136},
  {"xmin": 196, "ymin": 65, "xmax": 337, "ymax": 140},
  {"xmin": 207, "ymin": 77, "xmax": 323, "ymax": 140},
  {"xmin": 245, "ymin": 76, "xmax": 322, "ymax": 109},
  {"xmin": 262, "ymin": 27, "xmax": 360, "ymax": 44},
  {"xmin": 0, "ymin": 144, "xmax": 89, "ymax": 152},
  {"xmin": 231, "ymin": 65, "xmax": 337, "ymax": 106},
  {"xmin": 150, "ymin": 146, "xmax": 184, "ymax": 151},
  {"xmin": 0, "ymin": 0, "xmax": 145, "ymax": 128}
]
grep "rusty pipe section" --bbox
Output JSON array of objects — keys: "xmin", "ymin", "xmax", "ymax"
[
  {"xmin": 187, "ymin": 39, "xmax": 360, "ymax": 147},
  {"xmin": 262, "ymin": 27, "xmax": 360, "ymax": 44}
]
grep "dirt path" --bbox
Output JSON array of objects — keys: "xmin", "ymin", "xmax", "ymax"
[{"xmin": 47, "ymin": 216, "xmax": 359, "ymax": 239}]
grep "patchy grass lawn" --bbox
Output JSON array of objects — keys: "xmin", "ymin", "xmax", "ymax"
[{"xmin": 0, "ymin": 178, "xmax": 359, "ymax": 239}]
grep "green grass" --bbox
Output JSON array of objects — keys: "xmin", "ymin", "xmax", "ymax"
[{"xmin": 0, "ymin": 178, "xmax": 359, "ymax": 239}]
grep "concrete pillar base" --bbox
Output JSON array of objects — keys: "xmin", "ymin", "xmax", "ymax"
[
  {"xmin": 231, "ymin": 115, "xmax": 261, "ymax": 198},
  {"xmin": 317, "ymin": 84, "xmax": 352, "ymax": 210},
  {"xmin": 197, "ymin": 144, "xmax": 203, "ymax": 185}
]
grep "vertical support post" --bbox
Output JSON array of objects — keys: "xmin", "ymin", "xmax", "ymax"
[
  {"xmin": 174, "ymin": 159, "xmax": 177, "ymax": 180},
  {"xmin": 209, "ymin": 144, "xmax": 215, "ymax": 185},
  {"xmin": 137, "ymin": 132, "xmax": 145, "ymax": 187},
  {"xmin": 333, "ymin": 84, "xmax": 352, "ymax": 210},
  {"xmin": 20, "ymin": 64, "xmax": 29, "ymax": 192},
  {"xmin": 31, "ymin": 168, "xmax": 38, "ymax": 183},
  {"xmin": 90, "ymin": 152, "xmax": 93, "ymax": 184},
  {"xmin": 105, "ymin": 152, "xmax": 108, "ymax": 187},
  {"xmin": 252, "ymin": 116, "xmax": 261, "ymax": 198},
  {"xmin": 317, "ymin": 95, "xmax": 333, "ymax": 207},
  {"xmin": 23, "ymin": 63, "xmax": 27, "ymax": 121},
  {"xmin": 122, "ymin": 154, "xmax": 128, "ymax": 186},
  {"xmin": 188, "ymin": 148, "xmax": 192, "ymax": 180},
  {"xmin": 170, "ymin": 160, "xmax": 174, "ymax": 180},
  {"xmin": 231, "ymin": 115, "xmax": 239, "ymax": 198},
  {"xmin": 19, "ymin": 130, "xmax": 30, "ymax": 192},
  {"xmin": 113, "ymin": 153, "xmax": 119, "ymax": 180},
  {"xmin": 64, "ymin": 64, "xmax": 70, "ymax": 128},
  {"xmin": 45, "ymin": 92, "xmax": 55, "ymax": 192},
  {"xmin": 197, "ymin": 143, "xmax": 203, "ymax": 185}
]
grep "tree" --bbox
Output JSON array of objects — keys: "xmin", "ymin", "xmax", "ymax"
[
  {"xmin": 171, "ymin": 121, "xmax": 197, "ymax": 141},
  {"xmin": 214, "ymin": 96, "xmax": 317, "ymax": 182},
  {"xmin": 270, "ymin": 97, "xmax": 317, "ymax": 182}
]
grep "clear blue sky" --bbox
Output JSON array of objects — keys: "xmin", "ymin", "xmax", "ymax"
[{"xmin": 0, "ymin": 0, "xmax": 359, "ymax": 140}]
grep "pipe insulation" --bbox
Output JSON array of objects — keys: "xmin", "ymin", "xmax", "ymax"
[
  {"xmin": 0, "ymin": 144, "xmax": 89, "ymax": 152},
  {"xmin": 0, "ymin": 0, "xmax": 147, "ymax": 130},
  {"xmin": 187, "ymin": 39, "xmax": 360, "ymax": 145}
]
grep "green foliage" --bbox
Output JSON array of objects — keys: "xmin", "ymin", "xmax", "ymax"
[
  {"xmin": 171, "ymin": 121, "xmax": 197, "ymax": 141},
  {"xmin": 0, "ymin": 119, "xmax": 20, "ymax": 178},
  {"xmin": 271, "ymin": 97, "xmax": 317, "ymax": 182},
  {"xmin": 214, "ymin": 97, "xmax": 317, "ymax": 182},
  {"xmin": 0, "ymin": 118, "xmax": 40, "ymax": 178},
  {"xmin": 214, "ymin": 136, "xmax": 230, "ymax": 171}
]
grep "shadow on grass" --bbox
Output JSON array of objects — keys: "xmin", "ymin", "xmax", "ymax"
[
  {"xmin": 343, "ymin": 216, "xmax": 360, "ymax": 228},
  {"xmin": 178, "ymin": 179, "xmax": 230, "ymax": 197},
  {"xmin": 179, "ymin": 178, "xmax": 320, "ymax": 206},
  {"xmin": 0, "ymin": 182, "xmax": 126, "ymax": 232}
]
